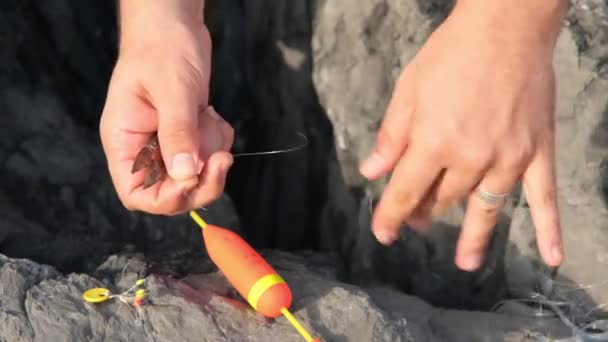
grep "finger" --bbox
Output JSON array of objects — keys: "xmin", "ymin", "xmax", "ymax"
[
  {"xmin": 403, "ymin": 170, "xmax": 445, "ymax": 234},
  {"xmin": 522, "ymin": 145, "xmax": 563, "ymax": 267},
  {"xmin": 186, "ymin": 151, "xmax": 233, "ymax": 210},
  {"xmin": 371, "ymin": 141, "xmax": 442, "ymax": 245},
  {"xmin": 198, "ymin": 106, "xmax": 233, "ymax": 158},
  {"xmin": 100, "ymin": 82, "xmax": 161, "ymax": 206},
  {"xmin": 122, "ymin": 152, "xmax": 231, "ymax": 216},
  {"xmin": 217, "ymin": 113, "xmax": 235, "ymax": 152},
  {"xmin": 125, "ymin": 175, "xmax": 189, "ymax": 215},
  {"xmin": 404, "ymin": 169, "xmax": 483, "ymax": 233},
  {"xmin": 429, "ymin": 169, "xmax": 484, "ymax": 217},
  {"xmin": 151, "ymin": 74, "xmax": 202, "ymax": 183},
  {"xmin": 360, "ymin": 65, "xmax": 416, "ymax": 180},
  {"xmin": 455, "ymin": 171, "xmax": 519, "ymax": 271},
  {"xmin": 404, "ymin": 213, "xmax": 432, "ymax": 233}
]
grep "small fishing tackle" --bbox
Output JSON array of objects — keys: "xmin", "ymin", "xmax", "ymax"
[{"xmin": 83, "ymin": 278, "xmax": 148, "ymax": 309}]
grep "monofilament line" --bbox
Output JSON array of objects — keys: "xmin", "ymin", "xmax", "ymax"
[{"xmin": 232, "ymin": 132, "xmax": 308, "ymax": 157}]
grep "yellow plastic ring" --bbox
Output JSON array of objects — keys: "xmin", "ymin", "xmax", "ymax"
[
  {"xmin": 83, "ymin": 288, "xmax": 111, "ymax": 303},
  {"xmin": 247, "ymin": 274, "xmax": 285, "ymax": 310}
]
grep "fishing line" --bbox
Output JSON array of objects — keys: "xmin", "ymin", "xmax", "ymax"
[
  {"xmin": 180, "ymin": 131, "xmax": 309, "ymax": 208},
  {"xmin": 491, "ymin": 291, "xmax": 608, "ymax": 341},
  {"xmin": 231, "ymin": 132, "xmax": 308, "ymax": 158}
]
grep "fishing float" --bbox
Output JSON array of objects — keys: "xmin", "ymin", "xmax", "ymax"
[{"xmin": 189, "ymin": 210, "xmax": 321, "ymax": 342}]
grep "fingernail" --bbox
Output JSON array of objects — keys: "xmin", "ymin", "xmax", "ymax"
[
  {"xmin": 373, "ymin": 227, "xmax": 396, "ymax": 245},
  {"xmin": 359, "ymin": 152, "xmax": 384, "ymax": 177},
  {"xmin": 458, "ymin": 254, "xmax": 482, "ymax": 271},
  {"xmin": 170, "ymin": 153, "xmax": 197, "ymax": 180},
  {"xmin": 207, "ymin": 106, "xmax": 223, "ymax": 121},
  {"xmin": 551, "ymin": 243, "xmax": 563, "ymax": 265}
]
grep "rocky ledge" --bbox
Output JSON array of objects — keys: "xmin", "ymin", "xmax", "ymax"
[
  {"xmin": 0, "ymin": 0, "xmax": 607, "ymax": 341},
  {"xmin": 0, "ymin": 252, "xmax": 578, "ymax": 342}
]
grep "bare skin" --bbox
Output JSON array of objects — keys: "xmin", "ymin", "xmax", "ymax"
[
  {"xmin": 360, "ymin": 0, "xmax": 568, "ymax": 270},
  {"xmin": 100, "ymin": 0, "xmax": 567, "ymax": 270},
  {"xmin": 99, "ymin": 0, "xmax": 233, "ymax": 215}
]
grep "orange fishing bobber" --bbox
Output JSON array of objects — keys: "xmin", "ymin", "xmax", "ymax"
[{"xmin": 189, "ymin": 210, "xmax": 321, "ymax": 342}]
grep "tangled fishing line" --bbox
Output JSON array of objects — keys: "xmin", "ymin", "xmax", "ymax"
[{"xmin": 491, "ymin": 274, "xmax": 608, "ymax": 342}]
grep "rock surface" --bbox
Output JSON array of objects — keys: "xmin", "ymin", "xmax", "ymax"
[
  {"xmin": 0, "ymin": 0, "xmax": 607, "ymax": 341},
  {"xmin": 0, "ymin": 253, "xmax": 574, "ymax": 342}
]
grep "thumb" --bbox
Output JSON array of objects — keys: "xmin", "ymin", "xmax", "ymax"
[
  {"xmin": 154, "ymin": 85, "xmax": 202, "ymax": 183},
  {"xmin": 360, "ymin": 67, "xmax": 415, "ymax": 180}
]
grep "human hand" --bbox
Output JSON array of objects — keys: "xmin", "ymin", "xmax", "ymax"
[
  {"xmin": 360, "ymin": 1, "xmax": 567, "ymax": 271},
  {"xmin": 99, "ymin": 0, "xmax": 234, "ymax": 215}
]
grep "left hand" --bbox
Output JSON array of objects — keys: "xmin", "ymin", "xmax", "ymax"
[{"xmin": 359, "ymin": 0, "xmax": 567, "ymax": 271}]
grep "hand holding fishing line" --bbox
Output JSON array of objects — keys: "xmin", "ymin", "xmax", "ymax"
[{"xmin": 99, "ymin": 0, "xmax": 234, "ymax": 215}]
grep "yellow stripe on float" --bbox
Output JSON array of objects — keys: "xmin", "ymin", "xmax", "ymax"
[{"xmin": 247, "ymin": 273, "xmax": 285, "ymax": 310}]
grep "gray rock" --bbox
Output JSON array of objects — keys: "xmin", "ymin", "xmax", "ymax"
[
  {"xmin": 507, "ymin": 20, "xmax": 608, "ymax": 311},
  {"xmin": 0, "ymin": 253, "xmax": 573, "ymax": 342},
  {"xmin": 312, "ymin": 0, "xmax": 437, "ymax": 192},
  {"xmin": 0, "ymin": 0, "xmax": 607, "ymax": 341},
  {"xmin": 0, "ymin": 254, "xmax": 60, "ymax": 341}
]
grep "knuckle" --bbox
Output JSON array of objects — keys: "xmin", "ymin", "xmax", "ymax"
[
  {"xmin": 501, "ymin": 146, "xmax": 534, "ymax": 171},
  {"xmin": 424, "ymin": 135, "xmax": 445, "ymax": 157},
  {"xmin": 375, "ymin": 127, "xmax": 400, "ymax": 155},
  {"xmin": 160, "ymin": 126, "xmax": 196, "ymax": 143},
  {"xmin": 388, "ymin": 188, "xmax": 420, "ymax": 211},
  {"xmin": 174, "ymin": 61, "xmax": 203, "ymax": 90},
  {"xmin": 461, "ymin": 148, "xmax": 493, "ymax": 170}
]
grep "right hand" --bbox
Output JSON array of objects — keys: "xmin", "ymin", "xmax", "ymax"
[{"xmin": 99, "ymin": 1, "xmax": 234, "ymax": 215}]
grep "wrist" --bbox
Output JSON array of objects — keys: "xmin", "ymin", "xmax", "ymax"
[
  {"xmin": 452, "ymin": 0, "xmax": 568, "ymax": 53},
  {"xmin": 118, "ymin": 0, "xmax": 205, "ymax": 48}
]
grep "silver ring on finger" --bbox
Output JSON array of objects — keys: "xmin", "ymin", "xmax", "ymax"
[{"xmin": 476, "ymin": 188, "xmax": 511, "ymax": 206}]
